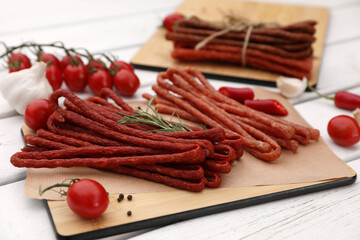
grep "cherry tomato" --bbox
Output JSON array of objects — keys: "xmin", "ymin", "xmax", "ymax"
[
  {"xmin": 66, "ymin": 179, "xmax": 109, "ymax": 218},
  {"xmin": 9, "ymin": 52, "xmax": 31, "ymax": 65},
  {"xmin": 88, "ymin": 69, "xmax": 112, "ymax": 96},
  {"xmin": 334, "ymin": 91, "xmax": 360, "ymax": 110},
  {"xmin": 86, "ymin": 58, "xmax": 106, "ymax": 73},
  {"xmin": 8, "ymin": 52, "xmax": 31, "ymax": 72},
  {"xmin": 110, "ymin": 60, "xmax": 134, "ymax": 73},
  {"xmin": 113, "ymin": 69, "xmax": 140, "ymax": 97},
  {"xmin": 163, "ymin": 13, "xmax": 185, "ymax": 32},
  {"xmin": 327, "ymin": 115, "xmax": 360, "ymax": 147},
  {"xmin": 60, "ymin": 55, "xmax": 83, "ymax": 71},
  {"xmin": 38, "ymin": 53, "xmax": 60, "ymax": 67},
  {"xmin": 64, "ymin": 64, "xmax": 88, "ymax": 92},
  {"xmin": 24, "ymin": 99, "xmax": 53, "ymax": 130},
  {"xmin": 46, "ymin": 64, "xmax": 63, "ymax": 90}
]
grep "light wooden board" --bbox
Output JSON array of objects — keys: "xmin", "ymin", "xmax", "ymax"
[
  {"xmin": 45, "ymin": 175, "xmax": 356, "ymax": 239},
  {"xmin": 131, "ymin": 0, "xmax": 329, "ymax": 87}
]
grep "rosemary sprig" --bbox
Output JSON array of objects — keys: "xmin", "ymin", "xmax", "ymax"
[{"xmin": 118, "ymin": 96, "xmax": 193, "ymax": 132}]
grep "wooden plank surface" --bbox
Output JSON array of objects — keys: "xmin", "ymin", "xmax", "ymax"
[
  {"xmin": 131, "ymin": 0, "xmax": 329, "ymax": 86},
  {"xmin": 0, "ymin": 0, "xmax": 182, "ymax": 35},
  {"xmin": 1, "ymin": 0, "xmax": 359, "ymax": 239},
  {"xmin": 0, "ymin": 116, "xmax": 28, "ymax": 186}
]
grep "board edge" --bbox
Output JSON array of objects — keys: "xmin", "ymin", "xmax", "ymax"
[{"xmin": 131, "ymin": 63, "xmax": 319, "ymax": 89}]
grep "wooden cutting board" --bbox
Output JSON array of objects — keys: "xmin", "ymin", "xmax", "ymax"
[
  {"xmin": 21, "ymin": 88, "xmax": 356, "ymax": 239},
  {"xmin": 131, "ymin": 0, "xmax": 329, "ymax": 87}
]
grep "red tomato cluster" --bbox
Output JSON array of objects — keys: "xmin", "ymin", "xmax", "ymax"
[
  {"xmin": 15, "ymin": 52, "xmax": 140, "ymax": 131},
  {"xmin": 8, "ymin": 52, "xmax": 140, "ymax": 97}
]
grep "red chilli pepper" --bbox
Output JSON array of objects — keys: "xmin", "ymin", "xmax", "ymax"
[
  {"xmin": 334, "ymin": 92, "xmax": 360, "ymax": 110},
  {"xmin": 244, "ymin": 99, "xmax": 288, "ymax": 116},
  {"xmin": 308, "ymin": 84, "xmax": 360, "ymax": 110},
  {"xmin": 218, "ymin": 87, "xmax": 254, "ymax": 103}
]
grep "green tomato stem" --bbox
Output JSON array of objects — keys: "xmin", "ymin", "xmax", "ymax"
[
  {"xmin": 39, "ymin": 183, "xmax": 71, "ymax": 196},
  {"xmin": 39, "ymin": 178, "xmax": 80, "ymax": 196},
  {"xmin": 0, "ymin": 41, "xmax": 119, "ymax": 71}
]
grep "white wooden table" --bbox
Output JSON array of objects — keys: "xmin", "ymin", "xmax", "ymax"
[{"xmin": 0, "ymin": 0, "xmax": 359, "ymax": 239}]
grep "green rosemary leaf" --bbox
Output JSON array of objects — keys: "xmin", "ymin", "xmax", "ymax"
[
  {"xmin": 176, "ymin": 115, "xmax": 193, "ymax": 131},
  {"xmin": 117, "ymin": 96, "xmax": 193, "ymax": 133},
  {"xmin": 169, "ymin": 111, "xmax": 175, "ymax": 124},
  {"xmin": 146, "ymin": 95, "xmax": 156, "ymax": 112}
]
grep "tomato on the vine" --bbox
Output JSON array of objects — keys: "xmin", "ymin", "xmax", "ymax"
[
  {"xmin": 66, "ymin": 179, "xmax": 109, "ymax": 218},
  {"xmin": 113, "ymin": 69, "xmax": 140, "ymax": 97},
  {"xmin": 9, "ymin": 61, "xmax": 31, "ymax": 73},
  {"xmin": 86, "ymin": 59, "xmax": 106, "ymax": 73},
  {"xmin": 60, "ymin": 55, "xmax": 83, "ymax": 71},
  {"xmin": 9, "ymin": 52, "xmax": 31, "ymax": 65},
  {"xmin": 24, "ymin": 99, "xmax": 53, "ymax": 130},
  {"xmin": 110, "ymin": 60, "xmax": 134, "ymax": 73},
  {"xmin": 8, "ymin": 52, "xmax": 31, "ymax": 72},
  {"xmin": 327, "ymin": 115, "xmax": 360, "ymax": 147},
  {"xmin": 163, "ymin": 13, "xmax": 185, "ymax": 32},
  {"xmin": 39, "ymin": 53, "xmax": 60, "ymax": 67},
  {"xmin": 63, "ymin": 64, "xmax": 88, "ymax": 92},
  {"xmin": 88, "ymin": 69, "xmax": 112, "ymax": 96},
  {"xmin": 46, "ymin": 64, "xmax": 63, "ymax": 90}
]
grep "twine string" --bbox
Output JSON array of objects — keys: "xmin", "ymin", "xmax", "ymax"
[
  {"xmin": 242, "ymin": 25, "xmax": 253, "ymax": 67},
  {"xmin": 194, "ymin": 15, "xmax": 279, "ymax": 67}
]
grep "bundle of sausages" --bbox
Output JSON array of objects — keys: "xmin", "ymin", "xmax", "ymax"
[
  {"xmin": 143, "ymin": 68, "xmax": 320, "ymax": 162},
  {"xmin": 11, "ymin": 88, "xmax": 243, "ymax": 192},
  {"xmin": 165, "ymin": 16, "xmax": 317, "ymax": 79}
]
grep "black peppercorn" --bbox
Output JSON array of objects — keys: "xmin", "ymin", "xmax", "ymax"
[
  {"xmin": 127, "ymin": 211, "xmax": 132, "ymax": 216},
  {"xmin": 127, "ymin": 195, "xmax": 133, "ymax": 201},
  {"xmin": 117, "ymin": 193, "xmax": 124, "ymax": 202}
]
